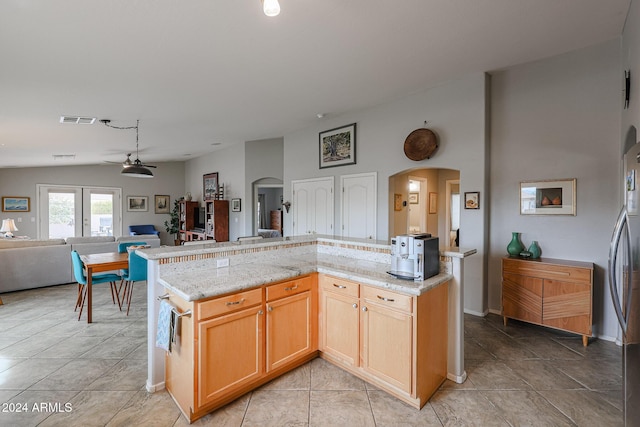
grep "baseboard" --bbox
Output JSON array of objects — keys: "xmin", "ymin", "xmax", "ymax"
[
  {"xmin": 146, "ymin": 380, "xmax": 166, "ymax": 393},
  {"xmin": 463, "ymin": 308, "xmax": 489, "ymax": 317},
  {"xmin": 447, "ymin": 371, "xmax": 467, "ymax": 384}
]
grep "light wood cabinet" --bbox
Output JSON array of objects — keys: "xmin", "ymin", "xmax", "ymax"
[
  {"xmin": 318, "ymin": 274, "xmax": 448, "ymax": 409},
  {"xmin": 502, "ymin": 257, "xmax": 593, "ymax": 346},
  {"xmin": 198, "ymin": 304, "xmax": 264, "ymax": 408},
  {"xmin": 360, "ymin": 286, "xmax": 413, "ymax": 393},
  {"xmin": 165, "ymin": 276, "xmax": 317, "ymax": 423},
  {"xmin": 318, "ymin": 275, "xmax": 360, "ymax": 366},
  {"xmin": 266, "ymin": 276, "xmax": 316, "ymax": 371}
]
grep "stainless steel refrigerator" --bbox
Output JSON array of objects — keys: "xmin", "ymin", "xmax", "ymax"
[{"xmin": 609, "ymin": 141, "xmax": 640, "ymax": 427}]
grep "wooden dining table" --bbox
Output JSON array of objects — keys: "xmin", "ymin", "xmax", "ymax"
[{"xmin": 80, "ymin": 252, "xmax": 128, "ymax": 323}]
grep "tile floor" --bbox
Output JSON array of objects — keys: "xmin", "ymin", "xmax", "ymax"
[{"xmin": 0, "ymin": 282, "xmax": 624, "ymax": 426}]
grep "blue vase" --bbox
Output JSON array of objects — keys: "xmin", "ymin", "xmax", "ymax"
[
  {"xmin": 528, "ymin": 241, "xmax": 541, "ymax": 259},
  {"xmin": 507, "ymin": 232, "xmax": 525, "ymax": 257}
]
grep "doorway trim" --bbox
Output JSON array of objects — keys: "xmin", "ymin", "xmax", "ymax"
[{"xmin": 445, "ymin": 179, "xmax": 460, "ymax": 247}]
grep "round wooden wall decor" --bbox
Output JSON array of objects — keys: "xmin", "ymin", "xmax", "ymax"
[{"xmin": 403, "ymin": 128, "xmax": 438, "ymax": 161}]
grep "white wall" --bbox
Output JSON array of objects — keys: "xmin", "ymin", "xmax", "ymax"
[
  {"xmin": 0, "ymin": 162, "xmax": 185, "ymax": 245},
  {"xmin": 489, "ymin": 39, "xmax": 621, "ymax": 339},
  {"xmin": 185, "ymin": 143, "xmax": 246, "ymax": 241},
  {"xmin": 283, "ymin": 72, "xmax": 489, "ymax": 315}
]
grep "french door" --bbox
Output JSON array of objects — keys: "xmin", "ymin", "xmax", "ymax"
[{"xmin": 37, "ymin": 185, "xmax": 122, "ymax": 239}]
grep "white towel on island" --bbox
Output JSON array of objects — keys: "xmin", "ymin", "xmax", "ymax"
[{"xmin": 156, "ymin": 300, "xmax": 172, "ymax": 351}]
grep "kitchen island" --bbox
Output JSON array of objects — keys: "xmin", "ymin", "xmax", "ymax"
[{"xmin": 139, "ymin": 236, "xmax": 475, "ymax": 421}]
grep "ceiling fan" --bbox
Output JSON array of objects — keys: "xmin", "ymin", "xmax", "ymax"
[{"xmin": 100, "ymin": 119, "xmax": 157, "ymax": 177}]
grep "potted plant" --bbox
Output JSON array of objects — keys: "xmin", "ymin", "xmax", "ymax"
[{"xmin": 164, "ymin": 199, "xmax": 181, "ymax": 245}]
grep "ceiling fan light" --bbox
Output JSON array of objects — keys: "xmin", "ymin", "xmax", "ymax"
[
  {"xmin": 262, "ymin": 0, "xmax": 280, "ymax": 17},
  {"xmin": 121, "ymin": 165, "xmax": 154, "ymax": 178}
]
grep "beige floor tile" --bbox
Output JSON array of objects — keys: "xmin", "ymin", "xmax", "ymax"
[
  {"xmin": 503, "ymin": 359, "xmax": 584, "ymax": 390},
  {"xmin": 37, "ymin": 390, "xmax": 136, "ymax": 427},
  {"xmin": 310, "ymin": 358, "xmax": 366, "ymax": 390},
  {"xmin": 465, "ymin": 359, "xmax": 532, "ymax": 390},
  {"xmin": 173, "ymin": 393, "xmax": 250, "ymax": 426},
  {"xmin": 0, "ymin": 334, "xmax": 62, "ymax": 358},
  {"xmin": 28, "ymin": 358, "xmax": 119, "ymax": 391},
  {"xmin": 79, "ymin": 335, "xmax": 144, "ymax": 359},
  {"xmin": 37, "ymin": 335, "xmax": 106, "ymax": 358},
  {"xmin": 0, "ymin": 390, "xmax": 79, "ymax": 427},
  {"xmin": 0, "ymin": 358, "xmax": 71, "ymax": 390},
  {"xmin": 260, "ymin": 362, "xmax": 310, "ymax": 390},
  {"xmin": 429, "ymin": 389, "xmax": 509, "ymax": 426},
  {"xmin": 243, "ymin": 389, "xmax": 309, "ymax": 426},
  {"xmin": 85, "ymin": 359, "xmax": 147, "ymax": 391},
  {"xmin": 368, "ymin": 390, "xmax": 442, "ymax": 426},
  {"xmin": 482, "ymin": 390, "xmax": 575, "ymax": 426},
  {"xmin": 539, "ymin": 389, "xmax": 623, "ymax": 426},
  {"xmin": 309, "ymin": 390, "xmax": 374, "ymax": 427},
  {"xmin": 106, "ymin": 389, "xmax": 181, "ymax": 427}
]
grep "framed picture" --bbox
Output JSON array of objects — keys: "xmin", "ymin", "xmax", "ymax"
[
  {"xmin": 127, "ymin": 196, "xmax": 148, "ymax": 212},
  {"xmin": 464, "ymin": 192, "xmax": 480, "ymax": 210},
  {"xmin": 2, "ymin": 196, "xmax": 30, "ymax": 212},
  {"xmin": 520, "ymin": 178, "xmax": 576, "ymax": 215},
  {"xmin": 409, "ymin": 192, "xmax": 419, "ymax": 204},
  {"xmin": 154, "ymin": 195, "xmax": 170, "ymax": 214},
  {"xmin": 231, "ymin": 198, "xmax": 241, "ymax": 212},
  {"xmin": 394, "ymin": 194, "xmax": 403, "ymax": 211},
  {"xmin": 429, "ymin": 192, "xmax": 438, "ymax": 214},
  {"xmin": 203, "ymin": 172, "xmax": 219, "ymax": 201},
  {"xmin": 319, "ymin": 123, "xmax": 356, "ymax": 169}
]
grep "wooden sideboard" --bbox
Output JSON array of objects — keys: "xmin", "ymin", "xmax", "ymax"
[{"xmin": 502, "ymin": 256, "xmax": 593, "ymax": 346}]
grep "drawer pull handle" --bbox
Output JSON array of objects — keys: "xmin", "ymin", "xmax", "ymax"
[
  {"xmin": 284, "ymin": 284, "xmax": 299, "ymax": 291},
  {"xmin": 377, "ymin": 295, "xmax": 395, "ymax": 302},
  {"xmin": 333, "ymin": 284, "xmax": 347, "ymax": 289},
  {"xmin": 226, "ymin": 298, "xmax": 245, "ymax": 306}
]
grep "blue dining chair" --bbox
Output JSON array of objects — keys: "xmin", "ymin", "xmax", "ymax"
[
  {"xmin": 119, "ymin": 250, "xmax": 148, "ymax": 315},
  {"xmin": 116, "ymin": 241, "xmax": 146, "ymax": 279},
  {"xmin": 71, "ymin": 250, "xmax": 122, "ymax": 321}
]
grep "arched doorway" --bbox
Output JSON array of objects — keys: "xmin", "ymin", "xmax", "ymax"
[{"xmin": 388, "ymin": 168, "xmax": 460, "ymax": 247}]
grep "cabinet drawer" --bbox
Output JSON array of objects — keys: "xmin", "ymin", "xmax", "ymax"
[
  {"xmin": 361, "ymin": 286, "xmax": 413, "ymax": 314},
  {"xmin": 266, "ymin": 276, "xmax": 312, "ymax": 301},
  {"xmin": 319, "ymin": 275, "xmax": 359, "ymax": 298},
  {"xmin": 503, "ymin": 258, "xmax": 592, "ymax": 284},
  {"xmin": 198, "ymin": 288, "xmax": 263, "ymax": 321}
]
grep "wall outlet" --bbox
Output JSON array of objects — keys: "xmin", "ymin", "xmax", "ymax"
[{"xmin": 216, "ymin": 258, "xmax": 229, "ymax": 268}]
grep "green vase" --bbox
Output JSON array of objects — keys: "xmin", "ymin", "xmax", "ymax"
[
  {"xmin": 507, "ymin": 232, "xmax": 525, "ymax": 257},
  {"xmin": 528, "ymin": 241, "xmax": 541, "ymax": 259}
]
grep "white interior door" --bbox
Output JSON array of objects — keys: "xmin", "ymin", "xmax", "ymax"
[
  {"xmin": 292, "ymin": 177, "xmax": 334, "ymax": 235},
  {"xmin": 341, "ymin": 172, "xmax": 377, "ymax": 239}
]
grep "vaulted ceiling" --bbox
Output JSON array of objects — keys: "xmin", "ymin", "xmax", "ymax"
[{"xmin": 0, "ymin": 0, "xmax": 630, "ymax": 168}]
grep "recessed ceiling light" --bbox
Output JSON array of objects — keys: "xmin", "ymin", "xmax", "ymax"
[{"xmin": 60, "ymin": 116, "xmax": 96, "ymax": 124}]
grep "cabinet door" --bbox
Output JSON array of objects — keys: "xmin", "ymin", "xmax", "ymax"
[
  {"xmin": 542, "ymin": 279, "xmax": 591, "ymax": 334},
  {"xmin": 319, "ymin": 289, "xmax": 359, "ymax": 366},
  {"xmin": 266, "ymin": 291, "xmax": 313, "ymax": 371},
  {"xmin": 502, "ymin": 272, "xmax": 543, "ymax": 324},
  {"xmin": 361, "ymin": 301, "xmax": 413, "ymax": 393},
  {"xmin": 197, "ymin": 306, "xmax": 264, "ymax": 409}
]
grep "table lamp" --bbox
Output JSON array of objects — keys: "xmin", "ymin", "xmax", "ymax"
[{"xmin": 1, "ymin": 219, "xmax": 18, "ymax": 238}]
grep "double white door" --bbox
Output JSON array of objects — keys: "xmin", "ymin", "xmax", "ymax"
[{"xmin": 292, "ymin": 177, "xmax": 334, "ymax": 235}]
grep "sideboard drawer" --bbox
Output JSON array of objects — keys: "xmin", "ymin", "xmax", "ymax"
[{"xmin": 319, "ymin": 275, "xmax": 359, "ymax": 297}]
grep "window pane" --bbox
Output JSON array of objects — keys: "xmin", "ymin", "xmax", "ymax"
[
  {"xmin": 48, "ymin": 192, "xmax": 76, "ymax": 239},
  {"xmin": 91, "ymin": 193, "xmax": 113, "ymax": 236}
]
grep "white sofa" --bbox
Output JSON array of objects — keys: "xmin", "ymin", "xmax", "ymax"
[{"xmin": 0, "ymin": 234, "xmax": 161, "ymax": 294}]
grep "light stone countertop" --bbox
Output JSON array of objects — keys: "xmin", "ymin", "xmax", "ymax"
[{"xmin": 157, "ymin": 252, "xmax": 452, "ymax": 302}]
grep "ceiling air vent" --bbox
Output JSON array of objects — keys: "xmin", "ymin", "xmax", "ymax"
[
  {"xmin": 52, "ymin": 154, "xmax": 76, "ymax": 161},
  {"xmin": 59, "ymin": 116, "xmax": 96, "ymax": 124}
]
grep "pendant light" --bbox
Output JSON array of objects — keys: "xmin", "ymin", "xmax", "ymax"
[
  {"xmin": 262, "ymin": 0, "xmax": 280, "ymax": 17},
  {"xmin": 101, "ymin": 119, "xmax": 156, "ymax": 178}
]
